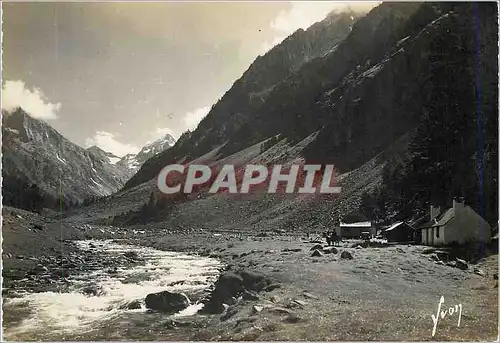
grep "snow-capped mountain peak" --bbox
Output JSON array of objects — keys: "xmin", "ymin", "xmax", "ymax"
[
  {"xmin": 86, "ymin": 146, "xmax": 122, "ymax": 165},
  {"xmin": 141, "ymin": 134, "xmax": 176, "ymax": 153},
  {"xmin": 116, "ymin": 133, "xmax": 176, "ymax": 172}
]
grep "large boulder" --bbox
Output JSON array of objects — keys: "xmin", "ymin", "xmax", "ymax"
[
  {"xmin": 311, "ymin": 249, "xmax": 323, "ymax": 257},
  {"xmin": 240, "ymin": 271, "xmax": 270, "ymax": 292},
  {"xmin": 434, "ymin": 250, "xmax": 452, "ymax": 262},
  {"xmin": 216, "ymin": 273, "xmax": 244, "ymax": 295},
  {"xmin": 145, "ymin": 291, "xmax": 190, "ymax": 313},
  {"xmin": 455, "ymin": 258, "xmax": 468, "ymax": 270},
  {"xmin": 200, "ymin": 273, "xmax": 244, "ymax": 314},
  {"xmin": 323, "ymin": 247, "xmax": 338, "ymax": 254},
  {"xmin": 200, "ymin": 271, "xmax": 271, "ymax": 314},
  {"xmin": 310, "ymin": 244, "xmax": 323, "ymax": 251},
  {"xmin": 340, "ymin": 251, "xmax": 354, "ymax": 260}
]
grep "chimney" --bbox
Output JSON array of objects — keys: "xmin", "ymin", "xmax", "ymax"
[
  {"xmin": 430, "ymin": 205, "xmax": 441, "ymax": 221},
  {"xmin": 453, "ymin": 197, "xmax": 465, "ymax": 213}
]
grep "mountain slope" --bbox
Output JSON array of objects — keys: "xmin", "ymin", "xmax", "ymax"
[
  {"xmin": 364, "ymin": 2, "xmax": 499, "ymax": 225},
  {"xmin": 2, "ymin": 108, "xmax": 135, "ymax": 210},
  {"xmin": 71, "ymin": 2, "xmax": 496, "ymax": 231},
  {"xmin": 126, "ymin": 2, "xmax": 463, "ymax": 185},
  {"xmin": 87, "ymin": 3, "xmax": 430, "ymax": 216},
  {"xmin": 124, "ymin": 8, "xmax": 366, "ymax": 189},
  {"xmin": 221, "ymin": 2, "xmax": 435, "ymax": 167}
]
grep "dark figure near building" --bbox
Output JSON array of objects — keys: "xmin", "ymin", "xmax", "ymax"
[
  {"xmin": 323, "ymin": 230, "xmax": 340, "ymax": 246},
  {"xmin": 322, "ymin": 231, "xmax": 329, "ymax": 244}
]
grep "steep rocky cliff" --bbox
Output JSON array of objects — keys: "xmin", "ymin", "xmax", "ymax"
[{"xmin": 2, "ymin": 108, "xmax": 134, "ymax": 209}]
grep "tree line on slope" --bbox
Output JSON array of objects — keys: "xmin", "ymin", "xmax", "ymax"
[
  {"xmin": 359, "ymin": 3, "xmax": 498, "ymax": 227},
  {"xmin": 2, "ymin": 175, "xmax": 81, "ymax": 213}
]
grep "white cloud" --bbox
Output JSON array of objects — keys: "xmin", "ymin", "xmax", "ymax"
[
  {"xmin": 154, "ymin": 127, "xmax": 176, "ymax": 139},
  {"xmin": 2, "ymin": 80, "xmax": 61, "ymax": 120},
  {"xmin": 183, "ymin": 106, "xmax": 210, "ymax": 131},
  {"xmin": 261, "ymin": 1, "xmax": 380, "ymax": 54},
  {"xmin": 273, "ymin": 2, "xmax": 340, "ymax": 33},
  {"xmin": 85, "ymin": 131, "xmax": 140, "ymax": 157}
]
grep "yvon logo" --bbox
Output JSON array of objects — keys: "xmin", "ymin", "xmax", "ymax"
[
  {"xmin": 431, "ymin": 296, "xmax": 463, "ymax": 337},
  {"xmin": 156, "ymin": 163, "xmax": 342, "ymax": 195}
]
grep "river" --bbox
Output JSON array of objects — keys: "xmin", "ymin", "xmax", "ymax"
[{"xmin": 2, "ymin": 239, "xmax": 223, "ymax": 341}]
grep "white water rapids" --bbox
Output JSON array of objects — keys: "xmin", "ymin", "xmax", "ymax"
[{"xmin": 3, "ymin": 240, "xmax": 223, "ymax": 340}]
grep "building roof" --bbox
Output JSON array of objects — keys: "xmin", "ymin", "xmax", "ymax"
[
  {"xmin": 385, "ymin": 221, "xmax": 405, "ymax": 232},
  {"xmin": 340, "ymin": 221, "xmax": 372, "ymax": 228},
  {"xmin": 408, "ymin": 212, "xmax": 430, "ymax": 229},
  {"xmin": 412, "ymin": 201, "xmax": 488, "ymax": 230},
  {"xmin": 420, "ymin": 208, "xmax": 455, "ymax": 229}
]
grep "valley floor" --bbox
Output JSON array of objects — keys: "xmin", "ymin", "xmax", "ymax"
[{"xmin": 2, "ymin": 207, "xmax": 498, "ymax": 341}]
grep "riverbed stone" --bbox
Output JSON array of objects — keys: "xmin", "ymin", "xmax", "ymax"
[
  {"xmin": 200, "ymin": 273, "xmax": 244, "ymax": 314},
  {"xmin": 264, "ymin": 283, "xmax": 281, "ymax": 292},
  {"xmin": 82, "ymin": 285, "xmax": 102, "ymax": 296},
  {"xmin": 226, "ymin": 296, "xmax": 238, "ymax": 305},
  {"xmin": 252, "ymin": 305, "xmax": 264, "ymax": 314},
  {"xmin": 120, "ymin": 300, "xmax": 142, "ymax": 310},
  {"xmin": 283, "ymin": 314, "xmax": 301, "ymax": 323},
  {"xmin": 310, "ymin": 244, "xmax": 323, "ymax": 251},
  {"xmin": 474, "ymin": 267, "xmax": 486, "ymax": 277},
  {"xmin": 446, "ymin": 260, "xmax": 457, "ymax": 268},
  {"xmin": 421, "ymin": 247, "xmax": 436, "ymax": 254},
  {"xmin": 242, "ymin": 290, "xmax": 260, "ymax": 301},
  {"xmin": 455, "ymin": 258, "xmax": 468, "ymax": 270},
  {"xmin": 340, "ymin": 251, "xmax": 353, "ymax": 260},
  {"xmin": 220, "ymin": 305, "xmax": 238, "ymax": 321},
  {"xmin": 311, "ymin": 250, "xmax": 323, "ymax": 257},
  {"xmin": 201, "ymin": 271, "xmax": 272, "ymax": 314},
  {"xmin": 124, "ymin": 251, "xmax": 140, "ymax": 261},
  {"xmin": 145, "ymin": 290, "xmax": 190, "ymax": 313},
  {"xmin": 322, "ymin": 247, "xmax": 338, "ymax": 254}
]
